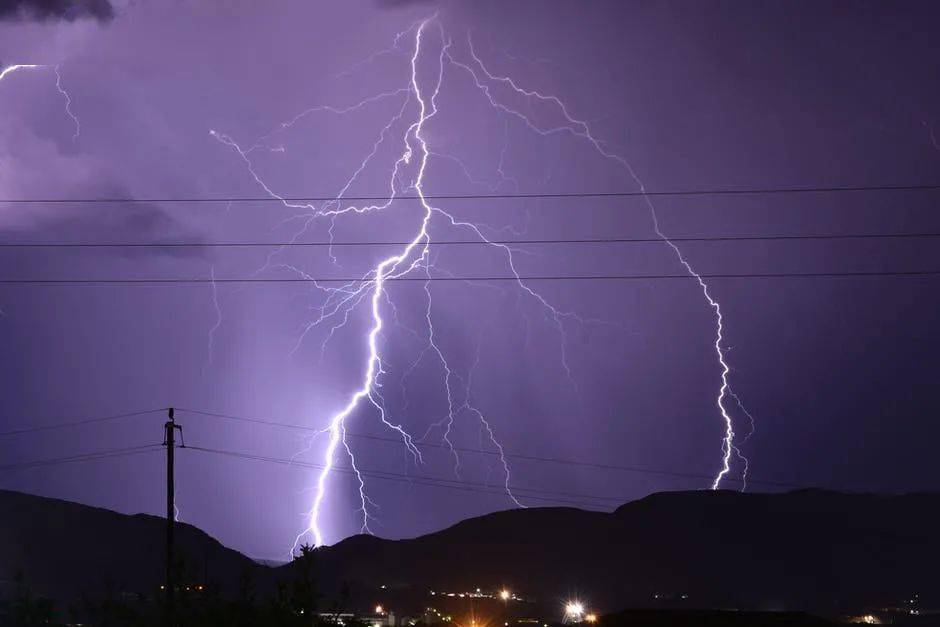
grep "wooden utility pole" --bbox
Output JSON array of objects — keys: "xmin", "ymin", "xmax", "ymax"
[{"xmin": 164, "ymin": 408, "xmax": 182, "ymax": 626}]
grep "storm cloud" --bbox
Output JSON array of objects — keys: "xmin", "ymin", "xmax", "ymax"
[{"xmin": 0, "ymin": 0, "xmax": 114, "ymax": 22}]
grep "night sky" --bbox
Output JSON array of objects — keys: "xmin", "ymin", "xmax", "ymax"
[{"xmin": 1, "ymin": 0, "xmax": 939, "ymax": 560}]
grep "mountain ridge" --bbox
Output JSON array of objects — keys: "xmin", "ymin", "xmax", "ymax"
[{"xmin": 2, "ymin": 487, "xmax": 938, "ymax": 614}]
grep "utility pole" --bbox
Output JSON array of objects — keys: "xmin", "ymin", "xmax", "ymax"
[{"xmin": 163, "ymin": 408, "xmax": 183, "ymax": 627}]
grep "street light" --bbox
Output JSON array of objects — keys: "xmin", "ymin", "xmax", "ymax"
[
  {"xmin": 499, "ymin": 589, "xmax": 511, "ymax": 601},
  {"xmin": 564, "ymin": 602, "xmax": 585, "ymax": 623}
]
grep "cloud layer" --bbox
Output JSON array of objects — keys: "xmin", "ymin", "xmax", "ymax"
[{"xmin": 0, "ymin": 0, "xmax": 114, "ymax": 22}]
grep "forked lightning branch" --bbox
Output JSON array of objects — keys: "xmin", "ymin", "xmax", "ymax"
[{"xmin": 210, "ymin": 17, "xmax": 752, "ymax": 551}]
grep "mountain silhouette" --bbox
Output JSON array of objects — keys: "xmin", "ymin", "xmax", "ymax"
[
  {"xmin": 293, "ymin": 489, "xmax": 940, "ymax": 613},
  {"xmin": 0, "ymin": 489, "xmax": 261, "ymax": 602},
  {"xmin": 2, "ymin": 488, "xmax": 938, "ymax": 616}
]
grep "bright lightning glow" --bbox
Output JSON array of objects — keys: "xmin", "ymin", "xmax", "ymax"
[
  {"xmin": 0, "ymin": 64, "xmax": 43, "ymax": 82},
  {"xmin": 0, "ymin": 63, "xmax": 80, "ymax": 141},
  {"xmin": 214, "ymin": 17, "xmax": 549, "ymax": 551},
  {"xmin": 212, "ymin": 14, "xmax": 756, "ymax": 550},
  {"xmin": 299, "ymin": 19, "xmax": 451, "ymax": 548}
]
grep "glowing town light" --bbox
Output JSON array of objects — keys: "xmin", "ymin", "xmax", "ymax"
[
  {"xmin": 584, "ymin": 614, "xmax": 597, "ymax": 624},
  {"xmin": 375, "ymin": 605, "xmax": 385, "ymax": 615},
  {"xmin": 565, "ymin": 602, "xmax": 585, "ymax": 622},
  {"xmin": 499, "ymin": 589, "xmax": 511, "ymax": 601}
]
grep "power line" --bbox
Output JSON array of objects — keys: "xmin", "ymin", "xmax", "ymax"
[
  {"xmin": 177, "ymin": 408, "xmax": 803, "ymax": 490},
  {"xmin": 188, "ymin": 444, "xmax": 627, "ymax": 504},
  {"xmin": 4, "ymin": 231, "xmax": 940, "ymax": 249},
  {"xmin": 2, "ymin": 270, "xmax": 940, "ymax": 285},
  {"xmin": 1, "ymin": 182, "xmax": 939, "ymax": 204},
  {"xmin": 179, "ymin": 408, "xmax": 329, "ymax": 434},
  {"xmin": 0, "ymin": 444, "xmax": 163, "ymax": 473},
  {"xmin": 0, "ymin": 404, "xmax": 807, "ymax": 490},
  {"xmin": 0, "ymin": 408, "xmax": 165, "ymax": 437},
  {"xmin": 184, "ymin": 444, "xmax": 660, "ymax": 509}
]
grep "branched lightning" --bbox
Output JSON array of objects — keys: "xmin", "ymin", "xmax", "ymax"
[
  {"xmin": 213, "ymin": 18, "xmax": 549, "ymax": 550},
  {"xmin": 207, "ymin": 266, "xmax": 222, "ymax": 365},
  {"xmin": 297, "ymin": 21, "xmax": 441, "ymax": 548},
  {"xmin": 446, "ymin": 34, "xmax": 754, "ymax": 491},
  {"xmin": 52, "ymin": 66, "xmax": 80, "ymax": 141},
  {"xmin": 0, "ymin": 64, "xmax": 80, "ymax": 141},
  {"xmin": 212, "ymin": 15, "xmax": 756, "ymax": 550}
]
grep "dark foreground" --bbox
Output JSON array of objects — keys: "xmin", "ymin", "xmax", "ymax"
[
  {"xmin": 3, "ymin": 488, "xmax": 940, "ymax": 625},
  {"xmin": 602, "ymin": 609, "xmax": 940, "ymax": 626},
  {"xmin": 602, "ymin": 609, "xmax": 838, "ymax": 626}
]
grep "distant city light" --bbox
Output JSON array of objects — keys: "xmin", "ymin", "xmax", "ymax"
[
  {"xmin": 375, "ymin": 605, "xmax": 385, "ymax": 614},
  {"xmin": 565, "ymin": 601, "xmax": 585, "ymax": 623},
  {"xmin": 499, "ymin": 589, "xmax": 511, "ymax": 601},
  {"xmin": 585, "ymin": 614, "xmax": 597, "ymax": 624}
]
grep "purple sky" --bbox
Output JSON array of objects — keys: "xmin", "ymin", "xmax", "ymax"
[{"xmin": 1, "ymin": 0, "xmax": 939, "ymax": 559}]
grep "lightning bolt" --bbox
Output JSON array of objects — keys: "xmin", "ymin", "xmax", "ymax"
[
  {"xmin": 299, "ymin": 20, "xmax": 441, "ymax": 548},
  {"xmin": 0, "ymin": 64, "xmax": 80, "ymax": 141},
  {"xmin": 445, "ymin": 35, "xmax": 753, "ymax": 491},
  {"xmin": 214, "ymin": 18, "xmax": 550, "ymax": 549},
  {"xmin": 207, "ymin": 265, "xmax": 222, "ymax": 365},
  {"xmin": 0, "ymin": 64, "xmax": 42, "ymax": 82},
  {"xmin": 212, "ymin": 14, "xmax": 755, "ymax": 549}
]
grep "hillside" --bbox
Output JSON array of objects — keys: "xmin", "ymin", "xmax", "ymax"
[
  {"xmin": 2, "ymin": 488, "xmax": 939, "ymax": 615},
  {"xmin": 298, "ymin": 489, "xmax": 940, "ymax": 613},
  {"xmin": 0, "ymin": 489, "xmax": 262, "ymax": 603}
]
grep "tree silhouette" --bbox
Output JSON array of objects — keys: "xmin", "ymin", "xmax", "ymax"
[{"xmin": 290, "ymin": 543, "xmax": 320, "ymax": 620}]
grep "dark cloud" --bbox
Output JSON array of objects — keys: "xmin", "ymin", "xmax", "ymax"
[
  {"xmin": 0, "ymin": 0, "xmax": 114, "ymax": 22},
  {"xmin": 31, "ymin": 202, "xmax": 208, "ymax": 259},
  {"xmin": 9, "ymin": 207, "xmax": 207, "ymax": 260},
  {"xmin": 3, "ymin": 185, "xmax": 208, "ymax": 260}
]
